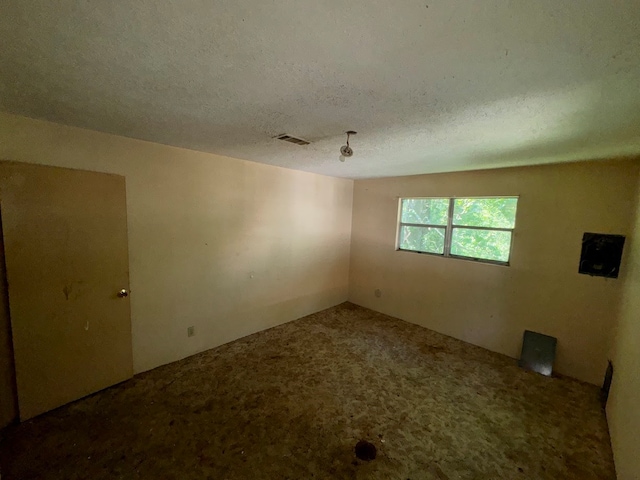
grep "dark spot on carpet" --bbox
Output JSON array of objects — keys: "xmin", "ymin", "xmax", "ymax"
[
  {"xmin": 355, "ymin": 440, "xmax": 377, "ymax": 461},
  {"xmin": 420, "ymin": 343, "xmax": 448, "ymax": 355}
]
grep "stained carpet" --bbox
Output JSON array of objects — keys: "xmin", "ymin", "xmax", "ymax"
[{"xmin": 0, "ymin": 303, "xmax": 615, "ymax": 479}]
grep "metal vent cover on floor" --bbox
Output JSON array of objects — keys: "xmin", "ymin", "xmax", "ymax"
[
  {"xmin": 518, "ymin": 330, "xmax": 557, "ymax": 376},
  {"xmin": 274, "ymin": 134, "xmax": 310, "ymax": 146}
]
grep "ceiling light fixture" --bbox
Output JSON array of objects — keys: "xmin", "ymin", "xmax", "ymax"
[{"xmin": 339, "ymin": 131, "xmax": 357, "ymax": 162}]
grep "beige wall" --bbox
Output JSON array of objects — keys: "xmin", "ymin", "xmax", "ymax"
[
  {"xmin": 607, "ymin": 172, "xmax": 640, "ymax": 480},
  {"xmin": 0, "ymin": 113, "xmax": 353, "ymax": 374},
  {"xmin": 349, "ymin": 160, "xmax": 639, "ymax": 385}
]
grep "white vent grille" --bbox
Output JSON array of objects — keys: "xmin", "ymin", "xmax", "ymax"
[{"xmin": 274, "ymin": 134, "xmax": 310, "ymax": 146}]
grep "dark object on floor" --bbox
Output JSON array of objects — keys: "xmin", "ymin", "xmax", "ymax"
[
  {"xmin": 579, "ymin": 232, "xmax": 625, "ymax": 278},
  {"xmin": 355, "ymin": 440, "xmax": 377, "ymax": 461},
  {"xmin": 519, "ymin": 330, "xmax": 557, "ymax": 376},
  {"xmin": 601, "ymin": 360, "xmax": 614, "ymax": 406}
]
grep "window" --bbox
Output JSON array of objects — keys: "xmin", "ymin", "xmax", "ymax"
[{"xmin": 397, "ymin": 197, "xmax": 518, "ymax": 265}]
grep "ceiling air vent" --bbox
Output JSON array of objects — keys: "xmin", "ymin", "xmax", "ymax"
[{"xmin": 274, "ymin": 134, "xmax": 310, "ymax": 146}]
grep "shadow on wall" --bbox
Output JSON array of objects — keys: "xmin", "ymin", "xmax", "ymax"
[{"xmin": 156, "ymin": 165, "xmax": 352, "ymax": 350}]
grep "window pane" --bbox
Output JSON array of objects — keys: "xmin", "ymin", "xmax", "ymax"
[
  {"xmin": 399, "ymin": 225, "xmax": 445, "ymax": 254},
  {"xmin": 451, "ymin": 228, "xmax": 512, "ymax": 262},
  {"xmin": 401, "ymin": 198, "xmax": 449, "ymax": 225},
  {"xmin": 452, "ymin": 197, "xmax": 517, "ymax": 228}
]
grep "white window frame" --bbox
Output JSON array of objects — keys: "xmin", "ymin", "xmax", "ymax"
[{"xmin": 396, "ymin": 196, "xmax": 518, "ymax": 266}]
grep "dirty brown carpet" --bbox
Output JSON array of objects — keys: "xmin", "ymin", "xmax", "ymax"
[{"xmin": 0, "ymin": 303, "xmax": 615, "ymax": 479}]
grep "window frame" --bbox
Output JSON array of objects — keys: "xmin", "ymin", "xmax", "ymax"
[{"xmin": 396, "ymin": 196, "xmax": 518, "ymax": 266}]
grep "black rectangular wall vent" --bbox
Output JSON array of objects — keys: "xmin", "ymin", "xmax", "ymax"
[{"xmin": 274, "ymin": 134, "xmax": 310, "ymax": 146}]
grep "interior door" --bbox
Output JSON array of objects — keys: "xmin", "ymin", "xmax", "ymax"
[{"xmin": 0, "ymin": 161, "xmax": 133, "ymax": 421}]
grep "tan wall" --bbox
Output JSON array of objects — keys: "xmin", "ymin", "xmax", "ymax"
[
  {"xmin": 349, "ymin": 160, "xmax": 639, "ymax": 385},
  {"xmin": 607, "ymin": 173, "xmax": 640, "ymax": 480},
  {"xmin": 0, "ymin": 113, "xmax": 353, "ymax": 374}
]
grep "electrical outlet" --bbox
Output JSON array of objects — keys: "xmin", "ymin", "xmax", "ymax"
[{"xmin": 187, "ymin": 326, "xmax": 195, "ymax": 337}]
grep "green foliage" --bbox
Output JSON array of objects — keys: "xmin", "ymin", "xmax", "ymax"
[
  {"xmin": 399, "ymin": 197, "xmax": 518, "ymax": 262},
  {"xmin": 401, "ymin": 198, "xmax": 448, "ymax": 225},
  {"xmin": 453, "ymin": 198, "xmax": 517, "ymax": 228},
  {"xmin": 399, "ymin": 225, "xmax": 445, "ymax": 254},
  {"xmin": 450, "ymin": 228, "xmax": 511, "ymax": 262}
]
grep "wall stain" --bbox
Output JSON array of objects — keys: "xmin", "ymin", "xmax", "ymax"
[{"xmin": 62, "ymin": 281, "xmax": 85, "ymax": 301}]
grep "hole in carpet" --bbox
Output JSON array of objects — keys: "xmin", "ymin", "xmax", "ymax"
[{"xmin": 355, "ymin": 440, "xmax": 377, "ymax": 461}]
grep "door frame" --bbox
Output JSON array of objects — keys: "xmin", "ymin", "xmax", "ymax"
[{"xmin": 0, "ymin": 207, "xmax": 19, "ymax": 428}]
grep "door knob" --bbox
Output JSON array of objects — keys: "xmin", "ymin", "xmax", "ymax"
[{"xmin": 118, "ymin": 289, "xmax": 129, "ymax": 298}]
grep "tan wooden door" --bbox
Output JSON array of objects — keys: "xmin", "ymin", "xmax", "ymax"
[{"xmin": 0, "ymin": 161, "xmax": 133, "ymax": 420}]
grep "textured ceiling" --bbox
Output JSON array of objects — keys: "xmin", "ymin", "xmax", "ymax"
[{"xmin": 1, "ymin": 1, "xmax": 640, "ymax": 178}]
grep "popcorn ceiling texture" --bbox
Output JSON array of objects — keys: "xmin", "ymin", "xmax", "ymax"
[
  {"xmin": 1, "ymin": 1, "xmax": 639, "ymax": 178},
  {"xmin": 0, "ymin": 304, "xmax": 614, "ymax": 479}
]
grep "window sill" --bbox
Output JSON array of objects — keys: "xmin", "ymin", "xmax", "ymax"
[{"xmin": 396, "ymin": 248, "xmax": 510, "ymax": 267}]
